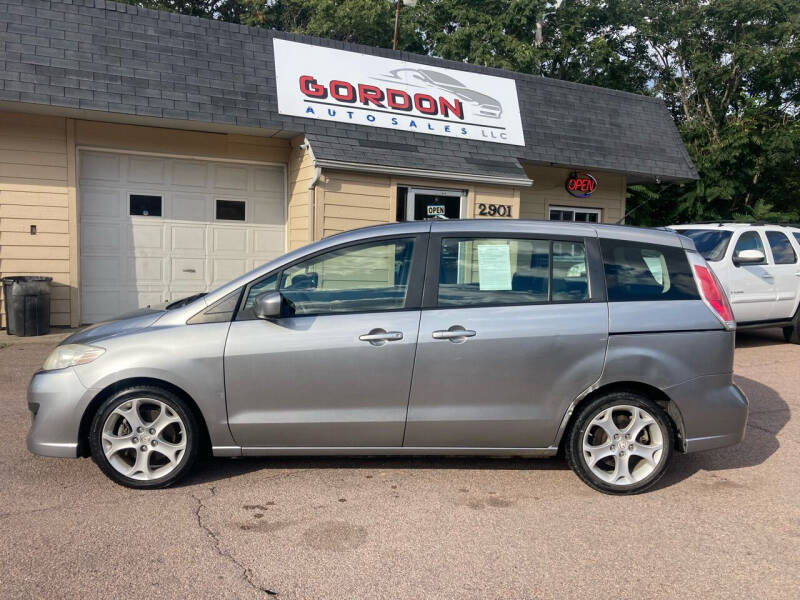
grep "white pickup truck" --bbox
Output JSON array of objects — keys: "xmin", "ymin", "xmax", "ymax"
[{"xmin": 671, "ymin": 223, "xmax": 800, "ymax": 343}]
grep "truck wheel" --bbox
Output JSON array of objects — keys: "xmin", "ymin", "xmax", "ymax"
[{"xmin": 783, "ymin": 318, "xmax": 799, "ymax": 344}]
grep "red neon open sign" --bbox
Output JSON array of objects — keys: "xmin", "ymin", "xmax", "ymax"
[{"xmin": 565, "ymin": 172, "xmax": 597, "ymax": 198}]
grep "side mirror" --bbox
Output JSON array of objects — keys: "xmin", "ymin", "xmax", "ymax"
[
  {"xmin": 733, "ymin": 248, "xmax": 766, "ymax": 266},
  {"xmin": 253, "ymin": 291, "xmax": 284, "ymax": 320}
]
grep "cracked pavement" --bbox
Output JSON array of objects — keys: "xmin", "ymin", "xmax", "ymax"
[{"xmin": 0, "ymin": 330, "xmax": 798, "ymax": 599}]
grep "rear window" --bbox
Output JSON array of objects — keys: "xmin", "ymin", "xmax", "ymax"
[
  {"xmin": 677, "ymin": 229, "xmax": 732, "ymax": 262},
  {"xmin": 600, "ymin": 239, "xmax": 699, "ymax": 302},
  {"xmin": 766, "ymin": 231, "xmax": 797, "ymax": 264}
]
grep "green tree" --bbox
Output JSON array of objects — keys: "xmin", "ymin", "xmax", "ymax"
[
  {"xmin": 628, "ymin": 0, "xmax": 800, "ymax": 225},
  {"xmin": 131, "ymin": 0, "xmax": 250, "ymax": 21},
  {"xmin": 123, "ymin": 1, "xmax": 406, "ymax": 48},
  {"xmin": 407, "ymin": 0, "xmax": 653, "ymax": 93},
  {"xmin": 257, "ymin": 0, "xmax": 398, "ymax": 47}
]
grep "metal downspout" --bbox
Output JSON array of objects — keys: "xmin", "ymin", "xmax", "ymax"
[{"xmin": 305, "ymin": 139, "xmax": 321, "ymax": 242}]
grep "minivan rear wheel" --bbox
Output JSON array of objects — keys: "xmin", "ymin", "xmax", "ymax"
[
  {"xmin": 89, "ymin": 386, "xmax": 199, "ymax": 489},
  {"xmin": 566, "ymin": 392, "xmax": 674, "ymax": 495}
]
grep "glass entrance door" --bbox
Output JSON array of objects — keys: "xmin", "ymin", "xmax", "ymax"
[{"xmin": 406, "ymin": 188, "xmax": 465, "ymax": 221}]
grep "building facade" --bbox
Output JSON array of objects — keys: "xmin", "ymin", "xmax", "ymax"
[{"xmin": 0, "ymin": 0, "xmax": 697, "ymax": 326}]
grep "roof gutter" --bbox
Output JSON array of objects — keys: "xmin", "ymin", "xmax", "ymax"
[{"xmin": 313, "ymin": 159, "xmax": 533, "ymax": 187}]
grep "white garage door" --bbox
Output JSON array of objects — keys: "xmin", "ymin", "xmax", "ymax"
[{"xmin": 79, "ymin": 151, "xmax": 285, "ymax": 324}]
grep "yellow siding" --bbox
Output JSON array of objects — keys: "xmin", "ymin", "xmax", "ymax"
[
  {"xmin": 286, "ymin": 136, "xmax": 313, "ymax": 250},
  {"xmin": 316, "ymin": 172, "xmax": 524, "ymax": 229},
  {"xmin": 471, "ymin": 185, "xmax": 521, "ymax": 219},
  {"xmin": 0, "ymin": 110, "xmax": 292, "ymax": 328},
  {"xmin": 519, "ymin": 164, "xmax": 626, "ymax": 223},
  {"xmin": 387, "ymin": 175, "xmax": 521, "ymax": 221},
  {"xmin": 0, "ymin": 112, "xmax": 72, "ymax": 327},
  {"xmin": 319, "ymin": 171, "xmax": 393, "ymax": 238},
  {"xmin": 74, "ymin": 121, "xmax": 290, "ymax": 163}
]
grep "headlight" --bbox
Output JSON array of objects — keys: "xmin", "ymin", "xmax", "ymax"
[{"xmin": 42, "ymin": 344, "xmax": 105, "ymax": 371}]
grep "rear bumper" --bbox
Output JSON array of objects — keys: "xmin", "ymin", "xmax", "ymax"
[
  {"xmin": 665, "ymin": 374, "xmax": 748, "ymax": 453},
  {"xmin": 27, "ymin": 368, "xmax": 91, "ymax": 458}
]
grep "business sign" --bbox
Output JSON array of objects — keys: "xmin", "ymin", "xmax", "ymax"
[
  {"xmin": 565, "ymin": 172, "xmax": 597, "ymax": 198},
  {"xmin": 273, "ymin": 38, "xmax": 525, "ymax": 146}
]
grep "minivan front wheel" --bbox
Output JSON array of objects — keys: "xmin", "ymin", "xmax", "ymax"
[
  {"xmin": 566, "ymin": 393, "xmax": 673, "ymax": 494},
  {"xmin": 89, "ymin": 386, "xmax": 199, "ymax": 489}
]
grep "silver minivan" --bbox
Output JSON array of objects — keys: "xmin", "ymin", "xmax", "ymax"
[{"xmin": 27, "ymin": 220, "xmax": 748, "ymax": 494}]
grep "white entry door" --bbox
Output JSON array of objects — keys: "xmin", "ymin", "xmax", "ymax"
[{"xmin": 79, "ymin": 151, "xmax": 285, "ymax": 324}]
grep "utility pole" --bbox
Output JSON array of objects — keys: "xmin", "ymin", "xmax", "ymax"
[
  {"xmin": 535, "ymin": 1, "xmax": 563, "ymax": 47},
  {"xmin": 393, "ymin": 1, "xmax": 401, "ymax": 50},
  {"xmin": 393, "ymin": 1, "xmax": 416, "ymax": 51}
]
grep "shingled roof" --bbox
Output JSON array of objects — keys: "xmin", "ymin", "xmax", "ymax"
[{"xmin": 0, "ymin": 0, "xmax": 698, "ymax": 184}]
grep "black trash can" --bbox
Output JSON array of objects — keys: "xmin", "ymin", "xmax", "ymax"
[{"xmin": 2, "ymin": 276, "xmax": 52, "ymax": 337}]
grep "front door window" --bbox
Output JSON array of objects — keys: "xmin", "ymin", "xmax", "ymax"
[
  {"xmin": 406, "ymin": 188, "xmax": 464, "ymax": 221},
  {"xmin": 280, "ymin": 239, "xmax": 416, "ymax": 315}
]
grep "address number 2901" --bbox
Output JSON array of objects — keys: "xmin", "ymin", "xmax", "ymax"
[{"xmin": 477, "ymin": 203, "xmax": 513, "ymax": 217}]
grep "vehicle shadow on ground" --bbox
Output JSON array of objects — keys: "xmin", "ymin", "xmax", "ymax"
[
  {"xmin": 735, "ymin": 329, "xmax": 788, "ymax": 348},
  {"xmin": 179, "ymin": 453, "xmax": 572, "ymax": 488},
  {"xmin": 179, "ymin": 380, "xmax": 788, "ymax": 492},
  {"xmin": 653, "ymin": 374, "xmax": 788, "ymax": 491}
]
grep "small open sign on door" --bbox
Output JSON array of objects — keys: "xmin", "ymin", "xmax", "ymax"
[{"xmin": 427, "ymin": 204, "xmax": 446, "ymax": 216}]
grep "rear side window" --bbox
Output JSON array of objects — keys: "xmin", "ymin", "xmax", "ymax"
[
  {"xmin": 600, "ymin": 239, "xmax": 698, "ymax": 302},
  {"xmin": 437, "ymin": 238, "xmax": 589, "ymax": 307},
  {"xmin": 766, "ymin": 231, "xmax": 797, "ymax": 264}
]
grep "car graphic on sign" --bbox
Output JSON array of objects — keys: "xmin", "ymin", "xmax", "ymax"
[{"xmin": 374, "ymin": 68, "xmax": 503, "ymax": 118}]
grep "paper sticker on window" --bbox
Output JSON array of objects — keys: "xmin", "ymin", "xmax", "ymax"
[
  {"xmin": 477, "ymin": 244, "xmax": 512, "ymax": 290},
  {"xmin": 642, "ymin": 253, "xmax": 665, "ymax": 285}
]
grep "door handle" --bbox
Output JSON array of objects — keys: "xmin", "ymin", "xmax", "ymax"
[
  {"xmin": 432, "ymin": 326, "xmax": 477, "ymax": 342},
  {"xmin": 760, "ymin": 273, "xmax": 774, "ymax": 279},
  {"xmin": 359, "ymin": 329, "xmax": 403, "ymax": 346}
]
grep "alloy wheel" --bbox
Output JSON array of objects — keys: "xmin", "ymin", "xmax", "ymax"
[
  {"xmin": 101, "ymin": 397, "xmax": 187, "ymax": 481},
  {"xmin": 581, "ymin": 405, "xmax": 665, "ymax": 486}
]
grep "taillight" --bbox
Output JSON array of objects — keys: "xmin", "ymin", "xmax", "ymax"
[{"xmin": 693, "ymin": 263, "xmax": 735, "ymax": 327}]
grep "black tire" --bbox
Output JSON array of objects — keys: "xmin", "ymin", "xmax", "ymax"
[
  {"xmin": 566, "ymin": 392, "xmax": 674, "ymax": 495},
  {"xmin": 783, "ymin": 320, "xmax": 799, "ymax": 344},
  {"xmin": 89, "ymin": 385, "xmax": 199, "ymax": 489}
]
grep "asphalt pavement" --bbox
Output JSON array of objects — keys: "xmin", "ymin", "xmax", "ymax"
[{"xmin": 0, "ymin": 329, "xmax": 797, "ymax": 599}]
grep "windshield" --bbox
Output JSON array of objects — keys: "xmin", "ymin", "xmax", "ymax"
[{"xmin": 678, "ymin": 229, "xmax": 733, "ymax": 261}]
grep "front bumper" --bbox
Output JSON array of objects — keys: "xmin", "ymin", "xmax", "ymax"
[
  {"xmin": 665, "ymin": 374, "xmax": 748, "ymax": 453},
  {"xmin": 27, "ymin": 368, "xmax": 91, "ymax": 458}
]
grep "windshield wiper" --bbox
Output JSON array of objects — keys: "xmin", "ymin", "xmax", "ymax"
[{"xmin": 166, "ymin": 293, "xmax": 207, "ymax": 310}]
